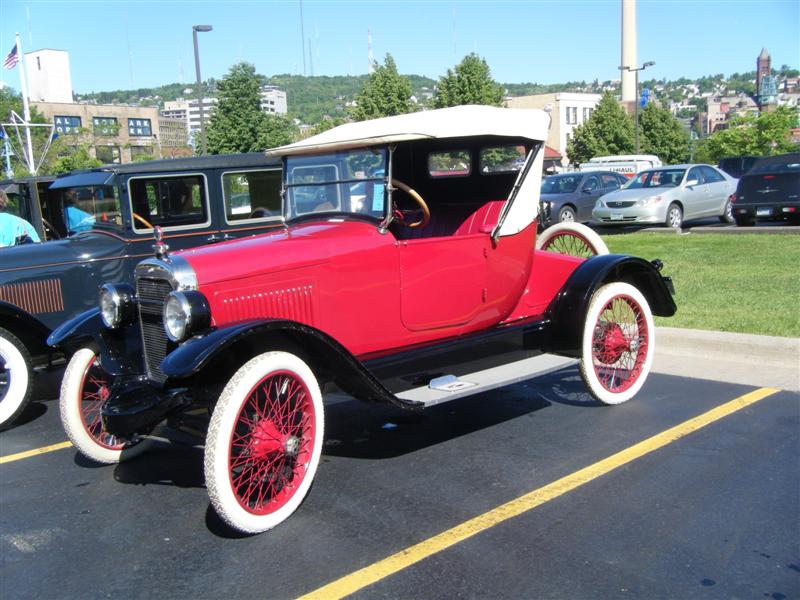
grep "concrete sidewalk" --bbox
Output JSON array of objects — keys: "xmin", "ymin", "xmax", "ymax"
[{"xmin": 654, "ymin": 326, "xmax": 800, "ymax": 392}]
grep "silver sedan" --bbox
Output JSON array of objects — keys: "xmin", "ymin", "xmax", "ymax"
[{"xmin": 592, "ymin": 164, "xmax": 737, "ymax": 228}]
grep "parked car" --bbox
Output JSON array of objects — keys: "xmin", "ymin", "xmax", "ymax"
[
  {"xmin": 592, "ymin": 164, "xmax": 737, "ymax": 228},
  {"xmin": 0, "ymin": 153, "xmax": 282, "ymax": 429},
  {"xmin": 539, "ymin": 171, "xmax": 628, "ymax": 227},
  {"xmin": 718, "ymin": 156, "xmax": 759, "ymax": 179},
  {"xmin": 0, "ymin": 175, "xmax": 61, "ymax": 241},
  {"xmin": 731, "ymin": 153, "xmax": 800, "ymax": 226},
  {"xmin": 50, "ymin": 105, "xmax": 675, "ymax": 534}
]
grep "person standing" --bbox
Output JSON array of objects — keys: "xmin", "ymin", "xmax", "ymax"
[{"xmin": 0, "ymin": 189, "xmax": 40, "ymax": 247}]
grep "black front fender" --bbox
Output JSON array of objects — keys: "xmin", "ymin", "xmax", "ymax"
[
  {"xmin": 161, "ymin": 319, "xmax": 421, "ymax": 409},
  {"xmin": 545, "ymin": 254, "xmax": 676, "ymax": 357},
  {"xmin": 0, "ymin": 300, "xmax": 52, "ymax": 355},
  {"xmin": 47, "ymin": 308, "xmax": 146, "ymax": 376}
]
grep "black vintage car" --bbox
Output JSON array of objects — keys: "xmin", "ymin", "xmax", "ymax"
[
  {"xmin": 731, "ymin": 153, "xmax": 800, "ymax": 226},
  {"xmin": 0, "ymin": 175, "xmax": 61, "ymax": 241},
  {"xmin": 0, "ymin": 153, "xmax": 282, "ymax": 428}
]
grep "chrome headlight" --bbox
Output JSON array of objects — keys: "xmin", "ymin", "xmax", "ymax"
[
  {"xmin": 163, "ymin": 290, "xmax": 211, "ymax": 343},
  {"xmin": 636, "ymin": 195, "xmax": 663, "ymax": 207},
  {"xmin": 99, "ymin": 283, "xmax": 136, "ymax": 329}
]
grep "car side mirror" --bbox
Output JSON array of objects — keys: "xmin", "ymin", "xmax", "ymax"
[{"xmin": 685, "ymin": 179, "xmax": 698, "ymax": 187}]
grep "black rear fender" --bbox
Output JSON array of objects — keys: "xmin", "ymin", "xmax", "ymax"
[
  {"xmin": 47, "ymin": 308, "xmax": 146, "ymax": 376},
  {"xmin": 0, "ymin": 300, "xmax": 52, "ymax": 357},
  {"xmin": 545, "ymin": 254, "xmax": 676, "ymax": 357},
  {"xmin": 160, "ymin": 320, "xmax": 420, "ymax": 409}
]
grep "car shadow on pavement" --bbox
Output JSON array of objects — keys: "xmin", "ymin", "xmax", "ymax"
[
  {"xmin": 322, "ymin": 367, "xmax": 595, "ymax": 460},
  {"xmin": 112, "ymin": 443, "xmax": 205, "ymax": 488}
]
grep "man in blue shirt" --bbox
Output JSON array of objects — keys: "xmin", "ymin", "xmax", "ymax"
[
  {"xmin": 63, "ymin": 189, "xmax": 95, "ymax": 233},
  {"xmin": 0, "ymin": 189, "xmax": 40, "ymax": 247}
]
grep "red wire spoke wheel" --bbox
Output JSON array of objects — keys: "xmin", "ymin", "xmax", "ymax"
[
  {"xmin": 206, "ymin": 351, "xmax": 324, "ymax": 534},
  {"xmin": 60, "ymin": 347, "xmax": 151, "ymax": 463},
  {"xmin": 536, "ymin": 222, "xmax": 609, "ymax": 258},
  {"xmin": 579, "ymin": 282, "xmax": 655, "ymax": 405}
]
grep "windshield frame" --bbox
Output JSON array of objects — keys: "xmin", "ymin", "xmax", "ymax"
[{"xmin": 623, "ymin": 168, "xmax": 687, "ymax": 190}]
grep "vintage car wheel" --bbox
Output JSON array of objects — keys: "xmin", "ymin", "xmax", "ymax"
[
  {"xmin": 536, "ymin": 222, "xmax": 609, "ymax": 258},
  {"xmin": 205, "ymin": 351, "xmax": 324, "ymax": 534},
  {"xmin": 60, "ymin": 347, "xmax": 151, "ymax": 464},
  {"xmin": 665, "ymin": 203, "xmax": 683, "ymax": 229},
  {"xmin": 0, "ymin": 328, "xmax": 33, "ymax": 430},
  {"xmin": 579, "ymin": 282, "xmax": 655, "ymax": 405}
]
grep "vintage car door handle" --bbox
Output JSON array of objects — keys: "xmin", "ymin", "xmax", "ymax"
[{"xmin": 206, "ymin": 233, "xmax": 233, "ymax": 243}]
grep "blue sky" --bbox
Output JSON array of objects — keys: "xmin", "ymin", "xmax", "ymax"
[{"xmin": 1, "ymin": 0, "xmax": 798, "ymax": 93}]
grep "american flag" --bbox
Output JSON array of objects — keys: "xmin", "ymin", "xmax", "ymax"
[{"xmin": 3, "ymin": 44, "xmax": 19, "ymax": 70}]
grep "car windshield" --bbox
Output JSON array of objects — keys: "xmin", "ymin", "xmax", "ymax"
[
  {"xmin": 285, "ymin": 149, "xmax": 387, "ymax": 220},
  {"xmin": 624, "ymin": 169, "xmax": 686, "ymax": 189},
  {"xmin": 60, "ymin": 185, "xmax": 124, "ymax": 235},
  {"xmin": 541, "ymin": 174, "xmax": 581, "ymax": 194},
  {"xmin": 750, "ymin": 158, "xmax": 800, "ymax": 174}
]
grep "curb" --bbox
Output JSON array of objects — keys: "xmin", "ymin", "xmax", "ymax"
[{"xmin": 654, "ymin": 326, "xmax": 800, "ymax": 392}]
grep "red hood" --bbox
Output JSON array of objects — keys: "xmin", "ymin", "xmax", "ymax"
[{"xmin": 175, "ymin": 219, "xmax": 387, "ymax": 287}]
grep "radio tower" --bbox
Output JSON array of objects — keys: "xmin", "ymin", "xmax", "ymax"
[{"xmin": 367, "ymin": 28, "xmax": 375, "ymax": 73}]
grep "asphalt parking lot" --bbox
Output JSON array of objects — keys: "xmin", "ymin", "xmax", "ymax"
[{"xmin": 2, "ymin": 365, "xmax": 798, "ymax": 599}]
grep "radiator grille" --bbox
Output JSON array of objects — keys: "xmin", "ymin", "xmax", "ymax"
[
  {"xmin": 136, "ymin": 277, "xmax": 174, "ymax": 383},
  {"xmin": 605, "ymin": 201, "xmax": 636, "ymax": 208}
]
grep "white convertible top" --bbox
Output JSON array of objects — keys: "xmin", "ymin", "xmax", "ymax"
[{"xmin": 266, "ymin": 105, "xmax": 550, "ymax": 157}]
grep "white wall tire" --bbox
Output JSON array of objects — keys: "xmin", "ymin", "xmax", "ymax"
[
  {"xmin": 0, "ymin": 327, "xmax": 32, "ymax": 430},
  {"xmin": 60, "ymin": 347, "xmax": 151, "ymax": 464},
  {"xmin": 536, "ymin": 222, "xmax": 609, "ymax": 258},
  {"xmin": 205, "ymin": 351, "xmax": 324, "ymax": 534},
  {"xmin": 579, "ymin": 282, "xmax": 655, "ymax": 405}
]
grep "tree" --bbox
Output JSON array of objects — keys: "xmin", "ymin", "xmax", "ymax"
[
  {"xmin": 639, "ymin": 102, "xmax": 690, "ymax": 164},
  {"xmin": 566, "ymin": 92, "xmax": 635, "ymax": 164},
  {"xmin": 434, "ymin": 53, "xmax": 504, "ymax": 108},
  {"xmin": 352, "ymin": 54, "xmax": 413, "ymax": 121},
  {"xmin": 257, "ymin": 113, "xmax": 299, "ymax": 149},
  {"xmin": 694, "ymin": 106, "xmax": 799, "ymax": 164},
  {"xmin": 206, "ymin": 62, "xmax": 294, "ymax": 154},
  {"xmin": 49, "ymin": 146, "xmax": 102, "ymax": 174}
]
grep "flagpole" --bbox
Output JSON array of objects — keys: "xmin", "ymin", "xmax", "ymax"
[{"xmin": 15, "ymin": 32, "xmax": 36, "ymax": 174}]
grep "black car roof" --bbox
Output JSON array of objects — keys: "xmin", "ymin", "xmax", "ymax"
[{"xmin": 55, "ymin": 152, "xmax": 280, "ymax": 181}]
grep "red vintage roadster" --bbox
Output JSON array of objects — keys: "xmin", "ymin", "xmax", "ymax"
[{"xmin": 49, "ymin": 106, "xmax": 675, "ymax": 533}]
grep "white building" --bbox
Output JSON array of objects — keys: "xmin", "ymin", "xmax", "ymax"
[
  {"xmin": 506, "ymin": 92, "xmax": 602, "ymax": 167},
  {"xmin": 260, "ymin": 85, "xmax": 287, "ymax": 115},
  {"xmin": 25, "ymin": 49, "xmax": 74, "ymax": 103},
  {"xmin": 162, "ymin": 97, "xmax": 217, "ymax": 134}
]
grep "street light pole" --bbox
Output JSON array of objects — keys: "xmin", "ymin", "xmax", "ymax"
[
  {"xmin": 619, "ymin": 60, "xmax": 655, "ymax": 154},
  {"xmin": 192, "ymin": 24, "xmax": 213, "ymax": 155}
]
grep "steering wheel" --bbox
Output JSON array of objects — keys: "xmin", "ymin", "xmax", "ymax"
[
  {"xmin": 132, "ymin": 212, "xmax": 155, "ymax": 230},
  {"xmin": 391, "ymin": 178, "xmax": 430, "ymax": 228},
  {"xmin": 41, "ymin": 218, "xmax": 61, "ymax": 240}
]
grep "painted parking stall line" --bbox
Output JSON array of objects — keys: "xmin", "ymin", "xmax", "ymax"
[
  {"xmin": 297, "ymin": 387, "xmax": 781, "ymax": 600},
  {"xmin": 0, "ymin": 440, "xmax": 72, "ymax": 465}
]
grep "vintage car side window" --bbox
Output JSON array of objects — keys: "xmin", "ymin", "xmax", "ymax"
[
  {"xmin": 428, "ymin": 151, "xmax": 471, "ymax": 177},
  {"xmin": 129, "ymin": 175, "xmax": 208, "ymax": 231},
  {"xmin": 479, "ymin": 145, "xmax": 527, "ymax": 174},
  {"xmin": 223, "ymin": 170, "xmax": 282, "ymax": 222},
  {"xmin": 62, "ymin": 185, "xmax": 124, "ymax": 235}
]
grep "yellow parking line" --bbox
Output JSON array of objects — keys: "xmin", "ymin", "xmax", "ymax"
[
  {"xmin": 298, "ymin": 387, "xmax": 781, "ymax": 600},
  {"xmin": 0, "ymin": 441, "xmax": 72, "ymax": 465}
]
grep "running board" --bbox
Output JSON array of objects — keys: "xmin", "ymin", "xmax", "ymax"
[{"xmin": 395, "ymin": 353, "xmax": 578, "ymax": 408}]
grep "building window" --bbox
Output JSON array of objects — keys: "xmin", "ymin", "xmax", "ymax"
[
  {"xmin": 54, "ymin": 116, "xmax": 81, "ymax": 134},
  {"xmin": 582, "ymin": 107, "xmax": 593, "ymax": 122},
  {"xmin": 128, "ymin": 118, "xmax": 152, "ymax": 137},
  {"xmin": 94, "ymin": 146, "xmax": 121, "ymax": 164},
  {"xmin": 130, "ymin": 146, "xmax": 154, "ymax": 160},
  {"xmin": 93, "ymin": 117, "xmax": 118, "ymax": 136},
  {"xmin": 566, "ymin": 107, "xmax": 578, "ymax": 125}
]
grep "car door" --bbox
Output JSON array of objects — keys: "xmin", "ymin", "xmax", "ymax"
[
  {"xmin": 682, "ymin": 167, "xmax": 708, "ymax": 220},
  {"xmin": 577, "ymin": 175, "xmax": 602, "ymax": 221},
  {"xmin": 699, "ymin": 166, "xmax": 730, "ymax": 216},
  {"xmin": 126, "ymin": 172, "xmax": 221, "ymax": 257}
]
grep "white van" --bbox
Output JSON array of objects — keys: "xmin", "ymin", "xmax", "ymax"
[{"xmin": 579, "ymin": 155, "xmax": 663, "ymax": 178}]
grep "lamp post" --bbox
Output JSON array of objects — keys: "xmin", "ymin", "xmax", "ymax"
[
  {"xmin": 192, "ymin": 24, "xmax": 213, "ymax": 155},
  {"xmin": 619, "ymin": 60, "xmax": 655, "ymax": 154}
]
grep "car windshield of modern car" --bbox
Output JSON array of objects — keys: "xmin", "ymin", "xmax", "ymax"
[
  {"xmin": 540, "ymin": 174, "xmax": 581, "ymax": 194},
  {"xmin": 285, "ymin": 149, "xmax": 388, "ymax": 221},
  {"xmin": 60, "ymin": 185, "xmax": 123, "ymax": 235},
  {"xmin": 624, "ymin": 169, "xmax": 687, "ymax": 189}
]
